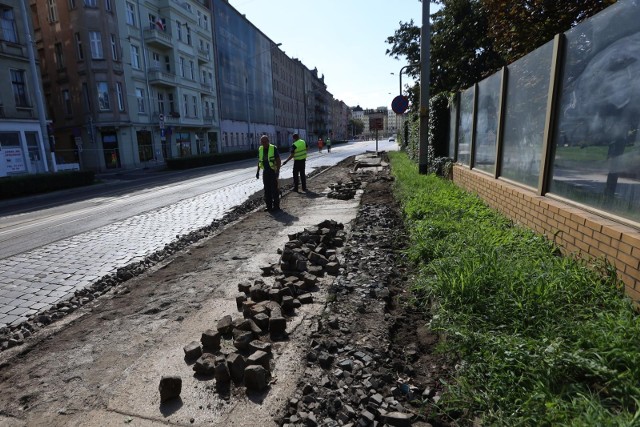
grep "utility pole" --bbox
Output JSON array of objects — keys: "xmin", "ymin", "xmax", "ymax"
[
  {"xmin": 19, "ymin": 0, "xmax": 52, "ymax": 172},
  {"xmin": 419, "ymin": 1, "xmax": 431, "ymax": 174}
]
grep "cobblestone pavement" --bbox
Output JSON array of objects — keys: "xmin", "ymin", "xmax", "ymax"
[{"xmin": 0, "ymin": 140, "xmax": 396, "ymax": 328}]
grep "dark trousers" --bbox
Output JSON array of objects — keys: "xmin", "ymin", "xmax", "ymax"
[
  {"xmin": 293, "ymin": 159, "xmax": 307, "ymax": 190},
  {"xmin": 263, "ymin": 168, "xmax": 279, "ymax": 209}
]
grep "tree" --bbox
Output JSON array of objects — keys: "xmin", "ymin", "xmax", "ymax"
[
  {"xmin": 386, "ymin": 0, "xmax": 504, "ymax": 107},
  {"xmin": 386, "ymin": 0, "xmax": 618, "ymax": 101},
  {"xmin": 349, "ymin": 119, "xmax": 364, "ymax": 137},
  {"xmin": 483, "ymin": 0, "xmax": 617, "ymax": 63}
]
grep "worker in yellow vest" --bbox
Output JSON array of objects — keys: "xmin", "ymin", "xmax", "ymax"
[
  {"xmin": 282, "ymin": 133, "xmax": 308, "ymax": 192},
  {"xmin": 255, "ymin": 135, "xmax": 281, "ymax": 211}
]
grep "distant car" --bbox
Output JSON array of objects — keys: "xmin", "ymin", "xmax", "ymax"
[{"xmin": 388, "ymin": 137, "xmax": 395, "ymax": 142}]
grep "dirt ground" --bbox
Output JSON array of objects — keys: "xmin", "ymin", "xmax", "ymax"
[{"xmin": 0, "ymin": 156, "xmax": 452, "ymax": 427}]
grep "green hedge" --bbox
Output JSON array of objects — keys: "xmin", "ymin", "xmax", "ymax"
[
  {"xmin": 0, "ymin": 171, "xmax": 95, "ymax": 200},
  {"xmin": 165, "ymin": 150, "xmax": 257, "ymax": 170}
]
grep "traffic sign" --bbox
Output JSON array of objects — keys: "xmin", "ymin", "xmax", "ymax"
[
  {"xmin": 369, "ymin": 116, "xmax": 384, "ymax": 131},
  {"xmin": 391, "ymin": 95, "xmax": 409, "ymax": 114}
]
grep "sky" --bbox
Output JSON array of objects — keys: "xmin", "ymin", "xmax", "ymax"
[{"xmin": 229, "ymin": 0, "xmax": 432, "ymax": 110}]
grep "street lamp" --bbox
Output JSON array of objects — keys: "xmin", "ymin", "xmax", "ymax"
[
  {"xmin": 245, "ymin": 42, "xmax": 282, "ymax": 149},
  {"xmin": 392, "ymin": 63, "xmax": 420, "ymax": 96}
]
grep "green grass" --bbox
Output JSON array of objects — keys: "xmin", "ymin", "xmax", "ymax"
[{"xmin": 389, "ymin": 151, "xmax": 640, "ymax": 426}]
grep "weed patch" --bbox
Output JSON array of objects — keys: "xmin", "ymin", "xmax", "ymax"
[{"xmin": 389, "ymin": 152, "xmax": 640, "ymax": 425}]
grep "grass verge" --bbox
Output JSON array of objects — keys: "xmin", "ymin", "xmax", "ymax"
[{"xmin": 389, "ymin": 151, "xmax": 640, "ymax": 426}]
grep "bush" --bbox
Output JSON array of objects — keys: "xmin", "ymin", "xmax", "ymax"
[
  {"xmin": 165, "ymin": 150, "xmax": 256, "ymax": 170},
  {"xmin": 0, "ymin": 171, "xmax": 95, "ymax": 199}
]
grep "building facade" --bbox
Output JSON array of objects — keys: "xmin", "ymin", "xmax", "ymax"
[
  {"xmin": 31, "ymin": 0, "xmax": 220, "ymax": 171},
  {"xmin": 0, "ymin": 0, "xmax": 50, "ymax": 177}
]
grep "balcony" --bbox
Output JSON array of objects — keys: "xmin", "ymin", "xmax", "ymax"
[
  {"xmin": 148, "ymin": 68, "xmax": 176, "ymax": 88},
  {"xmin": 197, "ymin": 47, "xmax": 210, "ymax": 63},
  {"xmin": 200, "ymin": 81, "xmax": 213, "ymax": 93},
  {"xmin": 143, "ymin": 27, "xmax": 173, "ymax": 50},
  {"xmin": 0, "ymin": 40, "xmax": 27, "ymax": 59}
]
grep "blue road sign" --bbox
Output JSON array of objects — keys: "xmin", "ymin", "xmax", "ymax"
[{"xmin": 391, "ymin": 95, "xmax": 409, "ymax": 114}]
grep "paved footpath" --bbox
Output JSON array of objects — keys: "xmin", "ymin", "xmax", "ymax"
[
  {"xmin": 0, "ymin": 178, "xmax": 261, "ymax": 328},
  {"xmin": 0, "ymin": 140, "xmax": 396, "ymax": 328}
]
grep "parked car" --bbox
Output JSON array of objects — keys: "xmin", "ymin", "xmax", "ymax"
[{"xmin": 388, "ymin": 136, "xmax": 395, "ymax": 142}]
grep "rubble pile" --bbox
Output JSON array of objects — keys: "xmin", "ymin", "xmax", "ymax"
[
  {"xmin": 327, "ymin": 180, "xmax": 362, "ymax": 200},
  {"xmin": 276, "ymin": 191, "xmax": 441, "ymax": 426},
  {"xmin": 167, "ymin": 220, "xmax": 350, "ymax": 400}
]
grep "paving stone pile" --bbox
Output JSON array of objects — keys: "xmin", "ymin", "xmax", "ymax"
[
  {"xmin": 327, "ymin": 180, "xmax": 362, "ymax": 200},
  {"xmin": 166, "ymin": 220, "xmax": 349, "ymax": 400}
]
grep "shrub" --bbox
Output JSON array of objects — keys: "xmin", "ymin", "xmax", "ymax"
[{"xmin": 0, "ymin": 171, "xmax": 95, "ymax": 199}]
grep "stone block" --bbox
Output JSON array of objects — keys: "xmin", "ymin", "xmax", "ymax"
[
  {"xmin": 159, "ymin": 376, "xmax": 182, "ymax": 403},
  {"xmin": 249, "ymin": 340, "xmax": 272, "ymax": 354},
  {"xmin": 183, "ymin": 341, "xmax": 202, "ymax": 360},
  {"xmin": 201, "ymin": 329, "xmax": 221, "ymax": 351},
  {"xmin": 217, "ymin": 315, "xmax": 234, "ymax": 335},
  {"xmin": 227, "ymin": 352, "xmax": 246, "ymax": 383},
  {"xmin": 233, "ymin": 330, "xmax": 254, "ymax": 351},
  {"xmin": 269, "ymin": 316, "xmax": 287, "ymax": 335},
  {"xmin": 247, "ymin": 350, "xmax": 270, "ymax": 371},
  {"xmin": 193, "ymin": 353, "xmax": 216, "ymax": 375},
  {"xmin": 244, "ymin": 365, "xmax": 269, "ymax": 391}
]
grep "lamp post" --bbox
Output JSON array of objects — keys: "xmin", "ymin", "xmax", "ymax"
[{"xmin": 245, "ymin": 42, "xmax": 282, "ymax": 150}]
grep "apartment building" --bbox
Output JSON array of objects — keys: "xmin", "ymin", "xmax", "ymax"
[
  {"xmin": 31, "ymin": 0, "xmax": 220, "ymax": 171},
  {"xmin": 0, "ymin": 0, "xmax": 50, "ymax": 177}
]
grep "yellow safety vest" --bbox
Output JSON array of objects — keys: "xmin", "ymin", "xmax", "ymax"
[
  {"xmin": 258, "ymin": 144, "xmax": 276, "ymax": 170},
  {"xmin": 293, "ymin": 139, "xmax": 307, "ymax": 160}
]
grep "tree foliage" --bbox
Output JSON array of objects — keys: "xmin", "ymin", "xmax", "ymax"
[
  {"xmin": 483, "ymin": 0, "xmax": 617, "ymax": 63},
  {"xmin": 386, "ymin": 0, "xmax": 618, "ymax": 102}
]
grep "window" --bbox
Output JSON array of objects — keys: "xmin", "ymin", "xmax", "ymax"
[
  {"xmin": 0, "ymin": 6, "xmax": 17, "ymax": 43},
  {"xmin": 152, "ymin": 52, "xmax": 160, "ymax": 68},
  {"xmin": 131, "ymin": 45, "xmax": 140, "ymax": 69},
  {"xmin": 148, "ymin": 13, "xmax": 156, "ymax": 29},
  {"xmin": 203, "ymin": 15, "xmax": 208, "ymax": 31},
  {"xmin": 125, "ymin": 2, "xmax": 135, "ymax": 26},
  {"xmin": 197, "ymin": 10, "xmax": 202, "ymax": 27},
  {"xmin": 110, "ymin": 34, "xmax": 117, "ymax": 60},
  {"xmin": 89, "ymin": 31, "xmax": 103, "ymax": 59},
  {"xmin": 164, "ymin": 55, "xmax": 170, "ymax": 72},
  {"xmin": 192, "ymin": 96, "xmax": 198, "ymax": 118},
  {"xmin": 48, "ymin": 0, "xmax": 58, "ymax": 22},
  {"xmin": 157, "ymin": 92, "xmax": 165, "ymax": 114},
  {"xmin": 11, "ymin": 69, "xmax": 29, "ymax": 107},
  {"xmin": 68, "ymin": 0, "xmax": 76, "ymax": 8},
  {"xmin": 176, "ymin": 21, "xmax": 182, "ymax": 40},
  {"xmin": 97, "ymin": 82, "xmax": 110, "ymax": 110},
  {"xmin": 84, "ymin": 0, "xmax": 97, "ymax": 7},
  {"xmin": 168, "ymin": 93, "xmax": 175, "ymax": 113},
  {"xmin": 135, "ymin": 88, "xmax": 145, "ymax": 113},
  {"xmin": 189, "ymin": 60, "xmax": 195, "ymax": 80},
  {"xmin": 186, "ymin": 25, "xmax": 191, "ymax": 45},
  {"xmin": 116, "ymin": 82, "xmax": 124, "ymax": 111},
  {"xmin": 183, "ymin": 94, "xmax": 188, "ymax": 117},
  {"xmin": 74, "ymin": 32, "xmax": 84, "ymax": 60},
  {"xmin": 54, "ymin": 42, "xmax": 64, "ymax": 69},
  {"xmin": 62, "ymin": 89, "xmax": 72, "ymax": 115},
  {"xmin": 179, "ymin": 57, "xmax": 185, "ymax": 77},
  {"xmin": 105, "ymin": 0, "xmax": 111, "ymax": 11}
]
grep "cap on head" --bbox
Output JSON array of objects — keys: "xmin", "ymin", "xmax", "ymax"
[
  {"xmin": 260, "ymin": 135, "xmax": 269, "ymax": 145},
  {"xmin": 292, "ymin": 133, "xmax": 299, "ymax": 140}
]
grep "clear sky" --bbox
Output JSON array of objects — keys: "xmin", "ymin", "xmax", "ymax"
[{"xmin": 229, "ymin": 0, "xmax": 431, "ymax": 110}]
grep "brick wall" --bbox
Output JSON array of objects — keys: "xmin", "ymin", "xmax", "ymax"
[{"xmin": 453, "ymin": 165, "xmax": 640, "ymax": 302}]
